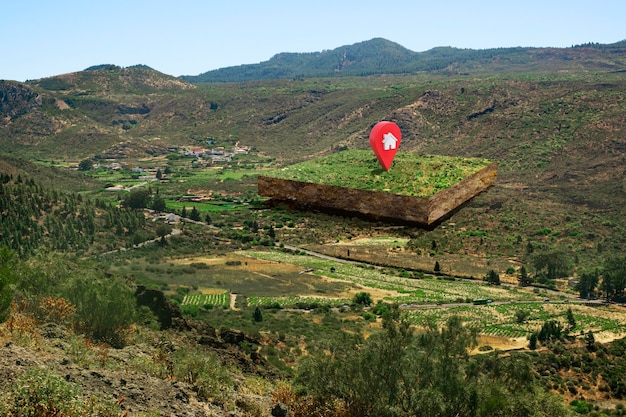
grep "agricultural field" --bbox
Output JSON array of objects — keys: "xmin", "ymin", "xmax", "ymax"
[
  {"xmin": 403, "ymin": 302, "xmax": 626, "ymax": 341},
  {"xmin": 247, "ymin": 295, "xmax": 351, "ymax": 309},
  {"xmin": 304, "ymin": 240, "xmax": 521, "ymax": 281},
  {"xmin": 181, "ymin": 291, "xmax": 229, "ymax": 308},
  {"xmin": 240, "ymin": 249, "xmax": 626, "ymax": 344},
  {"xmin": 241, "ymin": 249, "xmax": 539, "ymax": 304}
]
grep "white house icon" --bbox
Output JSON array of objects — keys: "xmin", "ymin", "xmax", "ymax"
[{"xmin": 382, "ymin": 132, "xmax": 398, "ymax": 150}]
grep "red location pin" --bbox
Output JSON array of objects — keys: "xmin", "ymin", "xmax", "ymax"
[{"xmin": 369, "ymin": 121, "xmax": 402, "ymax": 171}]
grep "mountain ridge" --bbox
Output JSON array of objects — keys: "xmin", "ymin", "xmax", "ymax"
[
  {"xmin": 180, "ymin": 37, "xmax": 626, "ymax": 83},
  {"xmin": 4, "ymin": 37, "xmax": 626, "ymax": 84}
]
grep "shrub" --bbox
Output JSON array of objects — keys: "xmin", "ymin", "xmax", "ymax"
[
  {"xmin": 181, "ymin": 304, "xmax": 200, "ymax": 317},
  {"xmin": 515, "ymin": 309, "xmax": 531, "ymax": 324},
  {"xmin": 172, "ymin": 347, "xmax": 232, "ymax": 402},
  {"xmin": 0, "ymin": 367, "xmax": 120, "ymax": 417},
  {"xmin": 362, "ymin": 312, "xmax": 376, "ymax": 321},
  {"xmin": 32, "ymin": 296, "xmax": 76, "ymax": 326},
  {"xmin": 352, "ymin": 292, "xmax": 373, "ymax": 306},
  {"xmin": 63, "ymin": 275, "xmax": 137, "ymax": 348}
]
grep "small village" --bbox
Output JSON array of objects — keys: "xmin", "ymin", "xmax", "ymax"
[{"xmin": 76, "ymin": 141, "xmax": 255, "ymax": 193}]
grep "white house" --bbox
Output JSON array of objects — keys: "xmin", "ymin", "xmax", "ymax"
[{"xmin": 382, "ymin": 132, "xmax": 398, "ymax": 150}]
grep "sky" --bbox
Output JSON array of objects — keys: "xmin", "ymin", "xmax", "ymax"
[{"xmin": 3, "ymin": 0, "xmax": 625, "ymax": 82}]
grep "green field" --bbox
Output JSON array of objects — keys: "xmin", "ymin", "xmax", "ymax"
[{"xmin": 182, "ymin": 292, "xmax": 229, "ymax": 308}]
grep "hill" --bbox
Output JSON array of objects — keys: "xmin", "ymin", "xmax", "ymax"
[{"xmin": 181, "ymin": 38, "xmax": 626, "ymax": 83}]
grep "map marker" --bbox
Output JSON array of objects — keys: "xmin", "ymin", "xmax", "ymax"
[{"xmin": 369, "ymin": 121, "xmax": 402, "ymax": 171}]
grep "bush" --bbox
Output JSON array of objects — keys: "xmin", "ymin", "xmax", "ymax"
[
  {"xmin": 352, "ymin": 292, "xmax": 373, "ymax": 306},
  {"xmin": 172, "ymin": 347, "xmax": 232, "ymax": 402},
  {"xmin": 181, "ymin": 304, "xmax": 200, "ymax": 317},
  {"xmin": 0, "ymin": 367, "xmax": 120, "ymax": 417},
  {"xmin": 63, "ymin": 275, "xmax": 137, "ymax": 348}
]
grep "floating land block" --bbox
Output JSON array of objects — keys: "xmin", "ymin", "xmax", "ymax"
[{"xmin": 258, "ymin": 149, "xmax": 497, "ymax": 227}]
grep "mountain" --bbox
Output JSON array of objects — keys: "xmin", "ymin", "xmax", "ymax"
[
  {"xmin": 0, "ymin": 66, "xmax": 198, "ymax": 160},
  {"xmin": 181, "ymin": 38, "xmax": 626, "ymax": 83}
]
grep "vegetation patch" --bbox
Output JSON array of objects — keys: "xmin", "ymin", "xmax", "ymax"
[
  {"xmin": 248, "ymin": 295, "xmax": 351, "ymax": 309},
  {"xmin": 182, "ymin": 292, "xmax": 229, "ymax": 308}
]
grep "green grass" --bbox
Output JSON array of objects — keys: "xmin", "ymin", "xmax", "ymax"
[
  {"xmin": 263, "ymin": 149, "xmax": 492, "ymax": 197},
  {"xmin": 166, "ymin": 200, "xmax": 247, "ymax": 212}
]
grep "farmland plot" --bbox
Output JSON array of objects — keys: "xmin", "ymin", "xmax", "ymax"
[
  {"xmin": 248, "ymin": 296, "xmax": 351, "ymax": 309},
  {"xmin": 241, "ymin": 249, "xmax": 626, "ymax": 340},
  {"xmin": 182, "ymin": 292, "xmax": 229, "ymax": 308},
  {"xmin": 404, "ymin": 302, "xmax": 626, "ymax": 340},
  {"xmin": 241, "ymin": 249, "xmax": 540, "ymax": 304}
]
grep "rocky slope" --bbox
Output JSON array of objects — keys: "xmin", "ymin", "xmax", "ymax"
[{"xmin": 0, "ymin": 289, "xmax": 282, "ymax": 417}]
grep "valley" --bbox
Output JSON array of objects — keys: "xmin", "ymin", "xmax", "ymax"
[{"xmin": 1, "ymin": 41, "xmax": 626, "ymax": 416}]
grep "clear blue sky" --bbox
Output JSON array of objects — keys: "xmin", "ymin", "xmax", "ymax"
[{"xmin": 3, "ymin": 0, "xmax": 625, "ymax": 82}]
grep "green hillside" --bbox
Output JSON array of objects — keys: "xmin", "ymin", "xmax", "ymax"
[{"xmin": 181, "ymin": 38, "xmax": 626, "ymax": 82}]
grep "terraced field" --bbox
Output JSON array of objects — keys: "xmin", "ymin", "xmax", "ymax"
[{"xmin": 240, "ymin": 249, "xmax": 626, "ymax": 342}]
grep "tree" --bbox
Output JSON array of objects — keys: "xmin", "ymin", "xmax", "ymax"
[
  {"xmin": 529, "ymin": 332, "xmax": 538, "ymax": 350},
  {"xmin": 518, "ymin": 265, "xmax": 532, "ymax": 286},
  {"xmin": 253, "ymin": 307, "xmax": 263, "ymax": 322},
  {"xmin": 537, "ymin": 320, "xmax": 562, "ymax": 343},
  {"xmin": 205, "ymin": 214, "xmax": 212, "ymax": 225},
  {"xmin": 566, "ymin": 307, "xmax": 576, "ymax": 330},
  {"xmin": 123, "ymin": 188, "xmax": 150, "ymax": 209},
  {"xmin": 189, "ymin": 206, "xmax": 201, "ymax": 221},
  {"xmin": 515, "ymin": 309, "xmax": 530, "ymax": 324},
  {"xmin": 78, "ymin": 159, "xmax": 93, "ymax": 171},
  {"xmin": 0, "ymin": 247, "xmax": 18, "ymax": 322},
  {"xmin": 151, "ymin": 195, "xmax": 166, "ymax": 212},
  {"xmin": 533, "ymin": 251, "xmax": 569, "ymax": 280},
  {"xmin": 585, "ymin": 331, "xmax": 596, "ymax": 351},
  {"xmin": 484, "ymin": 269, "xmax": 501, "ymax": 285},
  {"xmin": 576, "ymin": 270, "xmax": 599, "ymax": 299},
  {"xmin": 352, "ymin": 292, "xmax": 373, "ymax": 307},
  {"xmin": 294, "ymin": 312, "xmax": 571, "ymax": 417},
  {"xmin": 434, "ymin": 261, "xmax": 441, "ymax": 272},
  {"xmin": 155, "ymin": 168, "xmax": 163, "ymax": 180},
  {"xmin": 156, "ymin": 224, "xmax": 172, "ymax": 238},
  {"xmin": 601, "ymin": 255, "xmax": 626, "ymax": 301}
]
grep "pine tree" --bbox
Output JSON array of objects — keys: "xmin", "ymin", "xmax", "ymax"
[
  {"xmin": 189, "ymin": 206, "xmax": 201, "ymax": 221},
  {"xmin": 529, "ymin": 332, "xmax": 538, "ymax": 350},
  {"xmin": 253, "ymin": 307, "xmax": 263, "ymax": 322}
]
